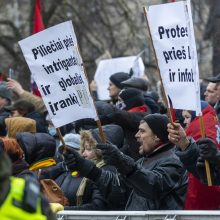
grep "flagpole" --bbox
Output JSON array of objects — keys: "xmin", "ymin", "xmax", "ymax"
[
  {"xmin": 199, "ymin": 115, "xmax": 212, "ymax": 186},
  {"xmin": 143, "ymin": 7, "xmax": 174, "ymax": 124}
]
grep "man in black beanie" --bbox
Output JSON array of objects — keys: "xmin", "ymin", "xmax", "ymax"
[
  {"xmin": 108, "ymin": 72, "xmax": 130, "ymax": 104},
  {"xmin": 63, "ymin": 113, "xmax": 188, "ymax": 210}
]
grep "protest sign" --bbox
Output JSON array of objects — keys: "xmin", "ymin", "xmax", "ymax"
[
  {"xmin": 145, "ymin": 0, "xmax": 201, "ymax": 115},
  {"xmin": 19, "ymin": 21, "xmax": 97, "ymax": 128},
  {"xmin": 94, "ymin": 56, "xmax": 145, "ymax": 100}
]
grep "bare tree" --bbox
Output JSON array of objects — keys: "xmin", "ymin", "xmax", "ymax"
[{"xmin": 0, "ymin": 0, "xmax": 212, "ymax": 89}]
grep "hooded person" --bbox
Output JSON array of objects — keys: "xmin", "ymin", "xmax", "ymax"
[
  {"xmin": 0, "ymin": 140, "xmax": 56, "ymax": 219},
  {"xmin": 5, "ymin": 117, "xmax": 36, "ymax": 138},
  {"xmin": 116, "ymin": 88, "xmax": 148, "ymax": 112},
  {"xmin": 179, "ymin": 101, "xmax": 220, "ymax": 210},
  {"xmin": 64, "ymin": 113, "xmax": 188, "ymax": 210},
  {"xmin": 121, "ymin": 77, "xmax": 160, "ymax": 114},
  {"xmin": 0, "ymin": 137, "xmax": 30, "ymax": 178},
  {"xmin": 108, "ymin": 72, "xmax": 130, "ymax": 104},
  {"xmin": 17, "ymin": 131, "xmax": 107, "ymax": 211}
]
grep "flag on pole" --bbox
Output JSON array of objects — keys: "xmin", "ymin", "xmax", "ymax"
[
  {"xmin": 33, "ymin": 0, "xmax": 45, "ymax": 33},
  {"xmin": 32, "ymin": 0, "xmax": 44, "ymax": 96}
]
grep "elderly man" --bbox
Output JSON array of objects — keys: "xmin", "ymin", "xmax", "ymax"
[{"xmin": 63, "ymin": 114, "xmax": 188, "ymax": 210}]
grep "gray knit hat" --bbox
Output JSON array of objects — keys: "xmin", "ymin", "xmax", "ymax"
[{"xmin": 58, "ymin": 133, "xmax": 80, "ymax": 152}]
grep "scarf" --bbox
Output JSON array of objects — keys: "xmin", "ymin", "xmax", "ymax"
[
  {"xmin": 29, "ymin": 158, "xmax": 56, "ymax": 171},
  {"xmin": 76, "ymin": 159, "xmax": 105, "ymax": 206}
]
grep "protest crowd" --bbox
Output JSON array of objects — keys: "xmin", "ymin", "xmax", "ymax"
[
  {"xmin": 1, "ymin": 71, "xmax": 220, "ymax": 218},
  {"xmin": 1, "ymin": 1, "xmax": 220, "ymax": 220}
]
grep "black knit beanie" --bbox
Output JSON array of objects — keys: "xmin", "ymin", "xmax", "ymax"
[
  {"xmin": 143, "ymin": 114, "xmax": 169, "ymax": 142},
  {"xmin": 109, "ymin": 72, "xmax": 130, "ymax": 89},
  {"xmin": 119, "ymin": 88, "xmax": 145, "ymax": 110}
]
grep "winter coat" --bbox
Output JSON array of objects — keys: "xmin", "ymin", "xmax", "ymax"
[
  {"xmin": 0, "ymin": 151, "xmax": 55, "ymax": 220},
  {"xmin": 125, "ymin": 142, "xmax": 187, "ymax": 210},
  {"xmin": 96, "ymin": 142, "xmax": 187, "ymax": 211},
  {"xmin": 175, "ymin": 139, "xmax": 220, "ymax": 186},
  {"xmin": 19, "ymin": 90, "xmax": 46, "ymax": 115},
  {"xmin": 40, "ymin": 163, "xmax": 107, "ymax": 210},
  {"xmin": 0, "ymin": 108, "xmax": 10, "ymax": 136},
  {"xmin": 5, "ymin": 117, "xmax": 36, "ymax": 139},
  {"xmin": 26, "ymin": 111, "xmax": 47, "ymax": 133},
  {"xmin": 184, "ymin": 104, "xmax": 220, "ymax": 210},
  {"xmin": 16, "ymin": 132, "xmax": 107, "ymax": 210},
  {"xmin": 143, "ymin": 94, "xmax": 160, "ymax": 113},
  {"xmin": 16, "ymin": 132, "xmax": 56, "ymax": 165},
  {"xmin": 102, "ymin": 109, "xmax": 147, "ymax": 160},
  {"xmin": 214, "ymin": 100, "xmax": 220, "ymax": 122},
  {"xmin": 91, "ymin": 124, "xmax": 124, "ymax": 148}
]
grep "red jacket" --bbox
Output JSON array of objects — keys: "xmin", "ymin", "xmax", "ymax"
[
  {"xmin": 185, "ymin": 105, "xmax": 220, "ymax": 210},
  {"xmin": 128, "ymin": 105, "xmax": 148, "ymax": 113}
]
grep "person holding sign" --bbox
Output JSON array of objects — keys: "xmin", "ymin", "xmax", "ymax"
[
  {"xmin": 179, "ymin": 101, "xmax": 220, "ymax": 210},
  {"xmin": 168, "ymin": 123, "xmax": 220, "ymax": 184},
  {"xmin": 64, "ymin": 114, "xmax": 188, "ymax": 210}
]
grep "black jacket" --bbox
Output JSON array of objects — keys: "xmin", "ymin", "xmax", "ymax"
[
  {"xmin": 26, "ymin": 111, "xmax": 47, "ymax": 133},
  {"xmin": 101, "ymin": 109, "xmax": 148, "ymax": 160},
  {"xmin": 125, "ymin": 143, "xmax": 188, "ymax": 210},
  {"xmin": 175, "ymin": 138, "xmax": 220, "ymax": 185},
  {"xmin": 94, "ymin": 143, "xmax": 187, "ymax": 210},
  {"xmin": 40, "ymin": 163, "xmax": 107, "ymax": 210},
  {"xmin": 0, "ymin": 108, "xmax": 10, "ymax": 136}
]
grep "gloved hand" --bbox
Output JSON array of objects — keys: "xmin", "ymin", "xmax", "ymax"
[
  {"xmin": 97, "ymin": 143, "xmax": 136, "ymax": 176},
  {"xmin": 198, "ymin": 138, "xmax": 220, "ymax": 165},
  {"xmin": 196, "ymin": 156, "xmax": 215, "ymax": 185},
  {"xmin": 63, "ymin": 147, "xmax": 95, "ymax": 177},
  {"xmin": 196, "ymin": 157, "xmax": 208, "ymax": 185}
]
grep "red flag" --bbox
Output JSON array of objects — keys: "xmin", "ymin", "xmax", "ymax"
[
  {"xmin": 33, "ymin": 0, "xmax": 45, "ymax": 34},
  {"xmin": 32, "ymin": 0, "xmax": 44, "ymax": 97}
]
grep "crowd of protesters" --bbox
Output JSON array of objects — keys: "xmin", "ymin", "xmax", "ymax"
[{"xmin": 1, "ymin": 71, "xmax": 220, "ymax": 219}]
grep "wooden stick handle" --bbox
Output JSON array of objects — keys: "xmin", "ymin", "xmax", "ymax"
[
  {"xmin": 96, "ymin": 120, "xmax": 106, "ymax": 144},
  {"xmin": 56, "ymin": 128, "xmax": 67, "ymax": 152},
  {"xmin": 199, "ymin": 115, "xmax": 212, "ymax": 186},
  {"xmin": 143, "ymin": 7, "xmax": 173, "ymax": 124}
]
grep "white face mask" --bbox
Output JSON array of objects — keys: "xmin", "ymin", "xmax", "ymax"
[{"xmin": 115, "ymin": 100, "xmax": 126, "ymax": 110}]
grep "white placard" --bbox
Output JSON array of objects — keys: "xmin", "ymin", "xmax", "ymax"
[
  {"xmin": 146, "ymin": 0, "xmax": 201, "ymax": 114},
  {"xmin": 94, "ymin": 56, "xmax": 145, "ymax": 100},
  {"xmin": 19, "ymin": 21, "xmax": 97, "ymax": 128}
]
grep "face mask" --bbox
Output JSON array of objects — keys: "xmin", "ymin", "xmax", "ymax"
[
  {"xmin": 116, "ymin": 101, "xmax": 126, "ymax": 110},
  {"xmin": 48, "ymin": 127, "xmax": 57, "ymax": 136}
]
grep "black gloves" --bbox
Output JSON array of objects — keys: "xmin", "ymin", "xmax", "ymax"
[
  {"xmin": 63, "ymin": 147, "xmax": 96, "ymax": 177},
  {"xmin": 196, "ymin": 157, "xmax": 209, "ymax": 185},
  {"xmin": 198, "ymin": 138, "xmax": 220, "ymax": 165},
  {"xmin": 97, "ymin": 143, "xmax": 136, "ymax": 176}
]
